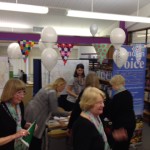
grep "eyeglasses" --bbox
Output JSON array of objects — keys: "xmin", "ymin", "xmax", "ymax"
[{"xmin": 16, "ymin": 90, "xmax": 26, "ymax": 96}]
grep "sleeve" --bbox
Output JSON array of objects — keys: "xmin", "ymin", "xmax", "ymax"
[
  {"xmin": 73, "ymin": 121, "xmax": 94, "ymax": 150},
  {"xmin": 49, "ymin": 90, "xmax": 69, "ymax": 117},
  {"xmin": 67, "ymin": 90, "xmax": 83, "ymax": 129},
  {"xmin": 48, "ymin": 90, "xmax": 58, "ymax": 114}
]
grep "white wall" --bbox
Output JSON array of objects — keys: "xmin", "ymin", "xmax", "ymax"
[
  {"xmin": 126, "ymin": 3, "xmax": 150, "ymax": 31},
  {"xmin": 78, "ymin": 46, "xmax": 97, "ymax": 59},
  {"xmin": 0, "ymin": 44, "xmax": 78, "ymax": 81}
]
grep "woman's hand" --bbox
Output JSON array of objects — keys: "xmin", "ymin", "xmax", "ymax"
[
  {"xmin": 24, "ymin": 122, "xmax": 38, "ymax": 131},
  {"xmin": 112, "ymin": 128, "xmax": 128, "ymax": 141},
  {"xmin": 15, "ymin": 129, "xmax": 29, "ymax": 139},
  {"xmin": 24, "ymin": 122, "xmax": 32, "ymax": 129},
  {"xmin": 67, "ymin": 129, "xmax": 72, "ymax": 137}
]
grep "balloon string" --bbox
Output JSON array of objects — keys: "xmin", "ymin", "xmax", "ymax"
[
  {"xmin": 137, "ymin": 0, "xmax": 140, "ymax": 16},
  {"xmin": 91, "ymin": 0, "xmax": 93, "ymax": 12}
]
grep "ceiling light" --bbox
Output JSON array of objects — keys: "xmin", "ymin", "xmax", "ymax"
[
  {"xmin": 0, "ymin": 22, "xmax": 31, "ymax": 28},
  {"xmin": 0, "ymin": 2, "xmax": 48, "ymax": 14},
  {"xmin": 67, "ymin": 10, "xmax": 150, "ymax": 23}
]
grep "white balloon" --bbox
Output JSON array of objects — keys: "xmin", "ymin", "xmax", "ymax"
[
  {"xmin": 113, "ymin": 47, "xmax": 129, "ymax": 68},
  {"xmin": 38, "ymin": 39, "xmax": 54, "ymax": 52},
  {"xmin": 110, "ymin": 28, "xmax": 126, "ymax": 50},
  {"xmin": 7, "ymin": 43, "xmax": 22, "ymax": 59},
  {"xmin": 41, "ymin": 48, "xmax": 58, "ymax": 71},
  {"xmin": 90, "ymin": 24, "xmax": 98, "ymax": 36},
  {"xmin": 41, "ymin": 26, "xmax": 58, "ymax": 43}
]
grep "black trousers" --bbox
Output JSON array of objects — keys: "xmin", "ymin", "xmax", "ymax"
[{"xmin": 29, "ymin": 136, "xmax": 42, "ymax": 150}]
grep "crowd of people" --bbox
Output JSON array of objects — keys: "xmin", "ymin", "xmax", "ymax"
[{"xmin": 0, "ymin": 63, "xmax": 136, "ymax": 150}]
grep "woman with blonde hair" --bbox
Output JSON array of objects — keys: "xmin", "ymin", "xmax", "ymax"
[
  {"xmin": 68, "ymin": 72, "xmax": 110, "ymax": 132},
  {"xmin": 109, "ymin": 75, "xmax": 136, "ymax": 150},
  {"xmin": 0, "ymin": 79, "xmax": 30, "ymax": 150},
  {"xmin": 72, "ymin": 87, "xmax": 110, "ymax": 150},
  {"xmin": 25, "ymin": 77, "xmax": 69, "ymax": 150}
]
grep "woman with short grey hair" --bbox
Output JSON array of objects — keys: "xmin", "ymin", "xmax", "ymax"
[{"xmin": 109, "ymin": 75, "xmax": 136, "ymax": 150}]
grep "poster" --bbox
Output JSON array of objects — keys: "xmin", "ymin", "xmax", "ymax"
[
  {"xmin": 113, "ymin": 44, "xmax": 147, "ymax": 145},
  {"xmin": 42, "ymin": 59, "xmax": 89, "ymax": 94}
]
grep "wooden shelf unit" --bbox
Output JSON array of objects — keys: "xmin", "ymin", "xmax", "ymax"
[{"xmin": 143, "ymin": 48, "xmax": 150, "ymax": 125}]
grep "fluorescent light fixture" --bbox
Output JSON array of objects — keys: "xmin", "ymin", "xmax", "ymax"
[
  {"xmin": 55, "ymin": 26, "xmax": 90, "ymax": 36},
  {"xmin": 0, "ymin": 22, "xmax": 31, "ymax": 28},
  {"xmin": 67, "ymin": 10, "xmax": 150, "ymax": 23},
  {"xmin": 0, "ymin": 2, "xmax": 48, "ymax": 14}
]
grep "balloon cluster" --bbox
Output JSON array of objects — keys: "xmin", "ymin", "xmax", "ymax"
[
  {"xmin": 110, "ymin": 28, "xmax": 129, "ymax": 68},
  {"xmin": 110, "ymin": 28, "xmax": 126, "ymax": 50},
  {"xmin": 113, "ymin": 47, "xmax": 129, "ymax": 68},
  {"xmin": 40, "ymin": 26, "xmax": 58, "ymax": 72},
  {"xmin": 7, "ymin": 43, "xmax": 22, "ymax": 59},
  {"xmin": 38, "ymin": 39, "xmax": 54, "ymax": 52},
  {"xmin": 41, "ymin": 48, "xmax": 58, "ymax": 72}
]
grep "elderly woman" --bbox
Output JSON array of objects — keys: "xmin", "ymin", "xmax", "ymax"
[
  {"xmin": 0, "ymin": 129, "xmax": 29, "ymax": 146},
  {"xmin": 109, "ymin": 75, "xmax": 136, "ymax": 150},
  {"xmin": 72, "ymin": 87, "xmax": 110, "ymax": 150},
  {"xmin": 0, "ymin": 79, "xmax": 30, "ymax": 150}
]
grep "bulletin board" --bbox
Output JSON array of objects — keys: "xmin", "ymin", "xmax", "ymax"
[{"xmin": 42, "ymin": 59, "xmax": 89, "ymax": 93}]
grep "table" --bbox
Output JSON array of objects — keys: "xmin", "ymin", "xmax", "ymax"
[{"xmin": 45, "ymin": 117, "xmax": 69, "ymax": 150}]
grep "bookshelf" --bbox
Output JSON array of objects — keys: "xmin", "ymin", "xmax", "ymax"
[{"xmin": 143, "ymin": 49, "xmax": 150, "ymax": 125}]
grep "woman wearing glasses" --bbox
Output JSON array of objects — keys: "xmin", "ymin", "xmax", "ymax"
[{"xmin": 0, "ymin": 79, "xmax": 31, "ymax": 150}]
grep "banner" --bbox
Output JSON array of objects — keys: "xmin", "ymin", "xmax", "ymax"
[
  {"xmin": 57, "ymin": 43, "xmax": 74, "ymax": 65},
  {"xmin": 112, "ymin": 44, "xmax": 147, "ymax": 145},
  {"xmin": 93, "ymin": 44, "xmax": 111, "ymax": 64},
  {"xmin": 18, "ymin": 40, "xmax": 35, "ymax": 63}
]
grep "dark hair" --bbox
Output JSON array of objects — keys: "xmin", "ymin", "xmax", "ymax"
[{"xmin": 74, "ymin": 63, "xmax": 85, "ymax": 77}]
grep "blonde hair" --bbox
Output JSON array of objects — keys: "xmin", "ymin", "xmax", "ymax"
[
  {"xmin": 85, "ymin": 72, "xmax": 100, "ymax": 89},
  {"xmin": 110, "ymin": 75, "xmax": 125, "ymax": 86},
  {"xmin": 45, "ymin": 77, "xmax": 66, "ymax": 91},
  {"xmin": 80, "ymin": 87, "xmax": 105, "ymax": 111},
  {"xmin": 1, "ymin": 79, "xmax": 26, "ymax": 102}
]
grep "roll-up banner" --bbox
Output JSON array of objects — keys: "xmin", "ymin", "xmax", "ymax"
[{"xmin": 112, "ymin": 44, "xmax": 147, "ymax": 145}]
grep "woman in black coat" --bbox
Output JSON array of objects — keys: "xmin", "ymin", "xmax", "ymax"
[
  {"xmin": 67, "ymin": 72, "xmax": 110, "ymax": 134},
  {"xmin": 72, "ymin": 87, "xmax": 110, "ymax": 150},
  {"xmin": 109, "ymin": 75, "xmax": 136, "ymax": 150},
  {"xmin": 0, "ymin": 79, "xmax": 30, "ymax": 150}
]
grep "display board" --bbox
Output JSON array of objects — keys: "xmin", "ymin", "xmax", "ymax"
[
  {"xmin": 42, "ymin": 59, "xmax": 89, "ymax": 94},
  {"xmin": 113, "ymin": 44, "xmax": 146, "ymax": 145}
]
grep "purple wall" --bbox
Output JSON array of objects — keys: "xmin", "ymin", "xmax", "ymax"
[
  {"xmin": 0, "ymin": 22, "xmax": 127, "ymax": 45},
  {"xmin": 0, "ymin": 32, "xmax": 110, "ymax": 44}
]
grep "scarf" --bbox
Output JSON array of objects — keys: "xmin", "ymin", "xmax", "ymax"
[
  {"xmin": 84, "ymin": 111, "xmax": 110, "ymax": 150},
  {"xmin": 6, "ymin": 102, "xmax": 27, "ymax": 150},
  {"xmin": 6, "ymin": 102, "xmax": 22, "ymax": 131},
  {"xmin": 114, "ymin": 86, "xmax": 126, "ymax": 95}
]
